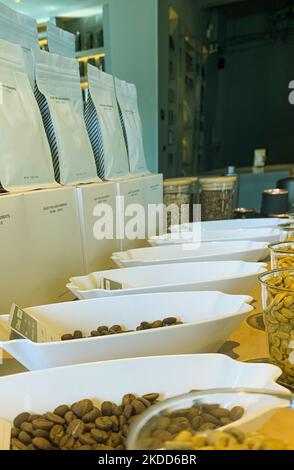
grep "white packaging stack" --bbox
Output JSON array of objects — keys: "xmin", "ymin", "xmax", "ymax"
[
  {"xmin": 115, "ymin": 77, "xmax": 149, "ymax": 175},
  {"xmin": 142, "ymin": 173, "xmax": 163, "ymax": 237},
  {"xmin": 85, "ymin": 66, "xmax": 130, "ymax": 180},
  {"xmin": 76, "ymin": 182, "xmax": 119, "ymax": 272},
  {"xmin": 23, "ymin": 187, "xmax": 84, "ymax": 306},
  {"xmin": 0, "ymin": 39, "xmax": 58, "ymax": 193},
  {"xmin": 116, "ymin": 177, "xmax": 147, "ymax": 250},
  {"xmin": 35, "ymin": 50, "xmax": 101, "ymax": 186}
]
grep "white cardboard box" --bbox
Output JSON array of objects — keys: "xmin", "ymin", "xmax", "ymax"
[
  {"xmin": 23, "ymin": 187, "xmax": 84, "ymax": 306},
  {"xmin": 0, "ymin": 193, "xmax": 33, "ymax": 313},
  {"xmin": 116, "ymin": 177, "xmax": 148, "ymax": 251},
  {"xmin": 76, "ymin": 182, "xmax": 119, "ymax": 272},
  {"xmin": 142, "ymin": 173, "xmax": 163, "ymax": 237}
]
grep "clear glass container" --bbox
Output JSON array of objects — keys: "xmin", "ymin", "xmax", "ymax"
[
  {"xmin": 279, "ymin": 223, "xmax": 294, "ymax": 242},
  {"xmin": 269, "ymin": 242, "xmax": 294, "ymax": 269},
  {"xmin": 259, "ymin": 269, "xmax": 294, "ymax": 388},
  {"xmin": 127, "ymin": 388, "xmax": 294, "ymax": 450},
  {"xmin": 199, "ymin": 176, "xmax": 237, "ymax": 221},
  {"xmin": 163, "ymin": 177, "xmax": 197, "ymax": 231}
]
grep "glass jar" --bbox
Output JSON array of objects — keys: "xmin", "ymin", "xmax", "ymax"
[
  {"xmin": 269, "ymin": 242, "xmax": 294, "ymax": 269},
  {"xmin": 163, "ymin": 177, "xmax": 197, "ymax": 231},
  {"xmin": 279, "ymin": 223, "xmax": 294, "ymax": 242},
  {"xmin": 127, "ymin": 388, "xmax": 293, "ymax": 450},
  {"xmin": 259, "ymin": 269, "xmax": 294, "ymax": 388},
  {"xmin": 199, "ymin": 176, "xmax": 237, "ymax": 221}
]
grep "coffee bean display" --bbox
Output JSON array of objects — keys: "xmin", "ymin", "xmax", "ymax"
[
  {"xmin": 10, "ymin": 393, "xmax": 160, "ymax": 450},
  {"xmin": 137, "ymin": 404, "xmax": 245, "ymax": 450},
  {"xmin": 60, "ymin": 318, "xmax": 182, "ymax": 341}
]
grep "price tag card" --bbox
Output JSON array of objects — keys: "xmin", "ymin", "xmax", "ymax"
[
  {"xmin": 0, "ymin": 419, "xmax": 11, "ymax": 450},
  {"xmin": 102, "ymin": 278, "xmax": 124, "ymax": 291},
  {"xmin": 9, "ymin": 304, "xmax": 59, "ymax": 343}
]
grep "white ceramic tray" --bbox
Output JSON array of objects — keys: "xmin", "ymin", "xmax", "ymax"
[
  {"xmin": 67, "ymin": 260, "xmax": 267, "ymax": 299},
  {"xmin": 0, "ymin": 292, "xmax": 253, "ymax": 370},
  {"xmin": 149, "ymin": 227, "xmax": 279, "ymax": 246},
  {"xmin": 171, "ymin": 217, "xmax": 286, "ymax": 233},
  {"xmin": 0, "ymin": 354, "xmax": 285, "ymax": 444},
  {"xmin": 111, "ymin": 240, "xmax": 269, "ymax": 268}
]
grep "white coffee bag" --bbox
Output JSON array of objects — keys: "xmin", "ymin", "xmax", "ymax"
[
  {"xmin": 0, "ymin": 39, "xmax": 58, "ymax": 192},
  {"xmin": 0, "ymin": 3, "xmax": 38, "ymax": 87},
  {"xmin": 35, "ymin": 50, "xmax": 101, "ymax": 185},
  {"xmin": 85, "ymin": 65, "xmax": 130, "ymax": 180},
  {"xmin": 47, "ymin": 22, "xmax": 76, "ymax": 58},
  {"xmin": 115, "ymin": 78, "xmax": 149, "ymax": 175}
]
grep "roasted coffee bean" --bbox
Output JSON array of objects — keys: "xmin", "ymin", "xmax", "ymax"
[
  {"xmin": 82, "ymin": 407, "xmax": 100, "ymax": 423},
  {"xmin": 170, "ymin": 408, "xmax": 191, "ymax": 418},
  {"xmin": 11, "ymin": 427, "xmax": 19, "ymax": 438},
  {"xmin": 220, "ymin": 417, "xmax": 232, "ymax": 426},
  {"xmin": 137, "ymin": 397, "xmax": 151, "ymax": 408},
  {"xmin": 54, "ymin": 405, "xmax": 69, "ymax": 417},
  {"xmin": 101, "ymin": 401, "xmax": 113, "ymax": 416},
  {"xmin": 61, "ymin": 334, "xmax": 73, "ymax": 341},
  {"xmin": 74, "ymin": 440, "xmax": 82, "ymax": 449},
  {"xmin": 91, "ymin": 428, "xmax": 108, "ymax": 443},
  {"xmin": 84, "ymin": 423, "xmax": 96, "ymax": 431},
  {"xmin": 59, "ymin": 434, "xmax": 75, "ymax": 449},
  {"xmin": 14, "ymin": 412, "xmax": 31, "ymax": 429},
  {"xmin": 45, "ymin": 412, "xmax": 65, "ymax": 425},
  {"xmin": 73, "ymin": 330, "xmax": 83, "ymax": 339},
  {"xmin": 229, "ymin": 406, "xmax": 244, "ymax": 422},
  {"xmin": 66, "ymin": 419, "xmax": 85, "ymax": 438},
  {"xmin": 106, "ymin": 432, "xmax": 123, "ymax": 448},
  {"xmin": 94, "ymin": 444, "xmax": 113, "ymax": 450},
  {"xmin": 199, "ymin": 422, "xmax": 217, "ymax": 431},
  {"xmin": 201, "ymin": 404, "xmax": 219, "ymax": 412},
  {"xmin": 209, "ymin": 407, "xmax": 230, "ymax": 419},
  {"xmin": 28, "ymin": 414, "xmax": 41, "ymax": 423},
  {"xmin": 98, "ymin": 326, "xmax": 108, "ymax": 333},
  {"xmin": 155, "ymin": 416, "xmax": 170, "ymax": 430},
  {"xmin": 152, "ymin": 430, "xmax": 172, "ymax": 441},
  {"xmin": 123, "ymin": 404, "xmax": 133, "ymax": 420},
  {"xmin": 79, "ymin": 433, "xmax": 96, "ymax": 446},
  {"xmin": 90, "ymin": 330, "xmax": 100, "ymax": 337},
  {"xmin": 142, "ymin": 393, "xmax": 159, "ymax": 403},
  {"xmin": 132, "ymin": 399, "xmax": 146, "ymax": 415},
  {"xmin": 32, "ymin": 437, "xmax": 52, "ymax": 450},
  {"xmin": 32, "ymin": 429, "xmax": 49, "ymax": 439},
  {"xmin": 163, "ymin": 317, "xmax": 177, "ymax": 325},
  {"xmin": 167, "ymin": 424, "xmax": 181, "ymax": 434},
  {"xmin": 191, "ymin": 416, "xmax": 203, "ymax": 430},
  {"xmin": 71, "ymin": 399, "xmax": 93, "ymax": 418},
  {"xmin": 18, "ymin": 431, "xmax": 32, "ymax": 445},
  {"xmin": 201, "ymin": 413, "xmax": 220, "ymax": 426},
  {"xmin": 122, "ymin": 394, "xmax": 136, "ymax": 406},
  {"xmin": 110, "ymin": 416, "xmax": 119, "ymax": 432},
  {"xmin": 110, "ymin": 325, "xmax": 122, "ymax": 332},
  {"xmin": 95, "ymin": 416, "xmax": 112, "ymax": 431},
  {"xmin": 20, "ymin": 422, "xmax": 33, "ymax": 434},
  {"xmin": 11, "ymin": 438, "xmax": 28, "ymax": 450},
  {"xmin": 151, "ymin": 320, "xmax": 163, "ymax": 328},
  {"xmin": 64, "ymin": 411, "xmax": 76, "ymax": 425},
  {"xmin": 78, "ymin": 445, "xmax": 93, "ymax": 450},
  {"xmin": 172, "ymin": 417, "xmax": 189, "ymax": 430},
  {"xmin": 111, "ymin": 404, "xmax": 121, "ymax": 416},
  {"xmin": 27, "ymin": 444, "xmax": 35, "ymax": 450},
  {"xmin": 32, "ymin": 418, "xmax": 53, "ymax": 431},
  {"xmin": 49, "ymin": 425, "xmax": 65, "ymax": 445},
  {"xmin": 121, "ymin": 424, "xmax": 129, "ymax": 437},
  {"xmin": 119, "ymin": 415, "xmax": 126, "ymax": 430}
]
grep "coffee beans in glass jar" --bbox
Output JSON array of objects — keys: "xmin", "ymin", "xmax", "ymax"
[{"xmin": 199, "ymin": 177, "xmax": 237, "ymax": 221}]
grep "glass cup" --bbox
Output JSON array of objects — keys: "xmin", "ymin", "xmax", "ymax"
[
  {"xmin": 269, "ymin": 242, "xmax": 294, "ymax": 269},
  {"xmin": 259, "ymin": 269, "xmax": 294, "ymax": 388},
  {"xmin": 127, "ymin": 388, "xmax": 293, "ymax": 450},
  {"xmin": 279, "ymin": 223, "xmax": 294, "ymax": 242}
]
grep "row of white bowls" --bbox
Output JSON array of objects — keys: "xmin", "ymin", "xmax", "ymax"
[{"xmin": 0, "ymin": 218, "xmax": 286, "ymax": 449}]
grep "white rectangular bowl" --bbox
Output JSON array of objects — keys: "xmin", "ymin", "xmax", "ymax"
[
  {"xmin": 0, "ymin": 354, "xmax": 285, "ymax": 442},
  {"xmin": 111, "ymin": 240, "xmax": 269, "ymax": 268},
  {"xmin": 67, "ymin": 260, "xmax": 267, "ymax": 299},
  {"xmin": 149, "ymin": 227, "xmax": 279, "ymax": 246},
  {"xmin": 0, "ymin": 292, "xmax": 253, "ymax": 370},
  {"xmin": 171, "ymin": 217, "xmax": 286, "ymax": 233}
]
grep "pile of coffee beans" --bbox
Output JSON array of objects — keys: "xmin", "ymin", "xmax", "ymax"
[
  {"xmin": 138, "ymin": 403, "xmax": 244, "ymax": 450},
  {"xmin": 61, "ymin": 317, "xmax": 182, "ymax": 341},
  {"xmin": 10, "ymin": 393, "xmax": 160, "ymax": 450}
]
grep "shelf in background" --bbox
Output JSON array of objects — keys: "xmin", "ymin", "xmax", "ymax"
[{"xmin": 76, "ymin": 47, "xmax": 105, "ymax": 61}]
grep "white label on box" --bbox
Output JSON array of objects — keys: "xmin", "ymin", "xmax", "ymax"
[{"xmin": 9, "ymin": 304, "xmax": 59, "ymax": 343}]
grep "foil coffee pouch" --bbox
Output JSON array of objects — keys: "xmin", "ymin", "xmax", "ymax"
[
  {"xmin": 0, "ymin": 39, "xmax": 58, "ymax": 192},
  {"xmin": 0, "ymin": 3, "xmax": 39, "ymax": 88},
  {"xmin": 47, "ymin": 22, "xmax": 76, "ymax": 58},
  {"xmin": 85, "ymin": 65, "xmax": 130, "ymax": 180},
  {"xmin": 115, "ymin": 77, "xmax": 149, "ymax": 175},
  {"xmin": 34, "ymin": 50, "xmax": 101, "ymax": 185}
]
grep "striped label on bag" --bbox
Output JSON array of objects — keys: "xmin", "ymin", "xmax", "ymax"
[
  {"xmin": 34, "ymin": 83, "xmax": 60, "ymax": 183},
  {"xmin": 117, "ymin": 101, "xmax": 129, "ymax": 156},
  {"xmin": 84, "ymin": 93, "xmax": 105, "ymax": 180}
]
